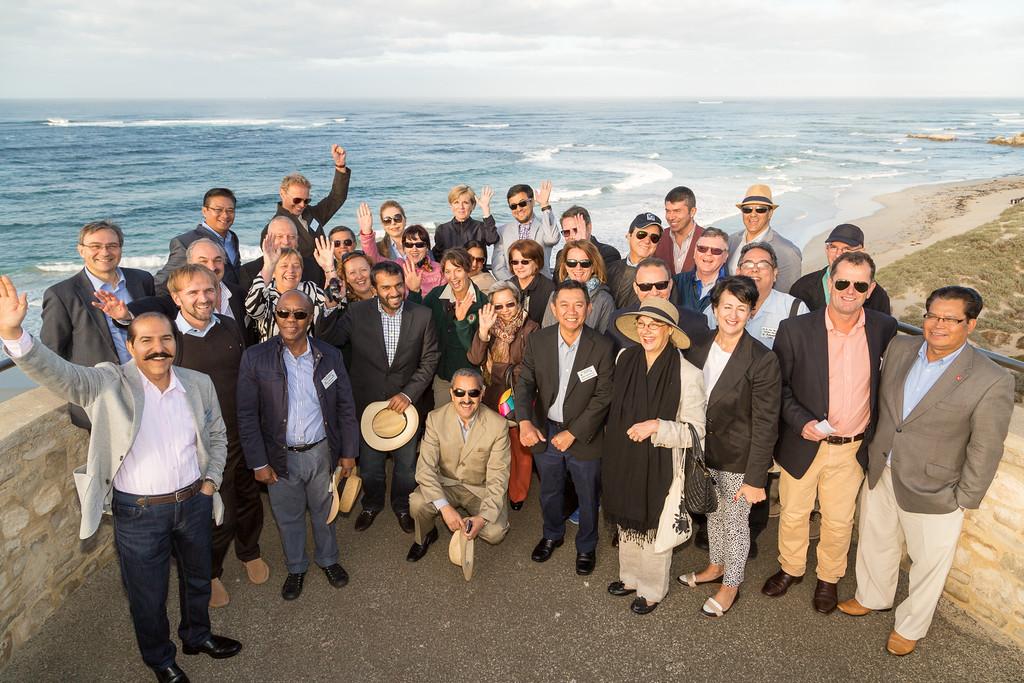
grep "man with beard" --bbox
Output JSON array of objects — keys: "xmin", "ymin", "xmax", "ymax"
[
  {"xmin": 656, "ymin": 185, "xmax": 704, "ymax": 275},
  {"xmin": 491, "ymin": 181, "xmax": 560, "ymax": 281}
]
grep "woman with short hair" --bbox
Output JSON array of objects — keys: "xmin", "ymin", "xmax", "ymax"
[
  {"xmin": 506, "ymin": 238, "xmax": 555, "ymax": 326},
  {"xmin": 245, "ymin": 247, "xmax": 332, "ymax": 342}
]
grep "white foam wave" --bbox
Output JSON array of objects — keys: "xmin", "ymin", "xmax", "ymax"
[
  {"xmin": 35, "ymin": 254, "xmax": 169, "ymax": 273},
  {"xmin": 876, "ymin": 158, "xmax": 924, "ymax": 166},
  {"xmin": 998, "ymin": 118, "xmax": 1024, "ymax": 126},
  {"xmin": 551, "ymin": 187, "xmax": 604, "ymax": 202},
  {"xmin": 756, "ymin": 133, "xmax": 798, "ymax": 138},
  {"xmin": 836, "ymin": 170, "xmax": 907, "ymax": 181},
  {"xmin": 333, "ymin": 117, "xmax": 347, "ymax": 123},
  {"xmin": 890, "ymin": 147, "xmax": 922, "ymax": 152},
  {"xmin": 989, "ymin": 112, "xmax": 1020, "ymax": 117},
  {"xmin": 520, "ymin": 143, "xmax": 574, "ymax": 163},
  {"xmin": 464, "ymin": 123, "xmax": 510, "ymax": 129},
  {"xmin": 611, "ymin": 162, "xmax": 672, "ymax": 192},
  {"xmin": 697, "ymin": 101, "xmax": 723, "ymax": 104},
  {"xmin": 647, "ymin": 152, "xmax": 660, "ymax": 159},
  {"xmin": 44, "ymin": 118, "xmax": 288, "ymax": 128}
]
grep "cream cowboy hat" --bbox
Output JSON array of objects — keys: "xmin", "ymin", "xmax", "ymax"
[
  {"xmin": 735, "ymin": 183, "xmax": 779, "ymax": 209},
  {"xmin": 448, "ymin": 530, "xmax": 475, "ymax": 582},
  {"xmin": 360, "ymin": 401, "xmax": 419, "ymax": 452},
  {"xmin": 614, "ymin": 297, "xmax": 691, "ymax": 350}
]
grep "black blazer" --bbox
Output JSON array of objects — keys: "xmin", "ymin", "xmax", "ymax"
[
  {"xmin": 606, "ymin": 303, "xmax": 712, "ymax": 360},
  {"xmin": 153, "ymin": 224, "xmax": 241, "ymax": 295},
  {"xmin": 773, "ymin": 307, "xmax": 898, "ymax": 478},
  {"xmin": 267, "ymin": 167, "xmax": 351, "ymax": 267},
  {"xmin": 688, "ymin": 331, "xmax": 781, "ymax": 487},
  {"xmin": 789, "ymin": 267, "xmax": 891, "ymax": 315},
  {"xmin": 126, "ymin": 280, "xmax": 247, "ymax": 328},
  {"xmin": 316, "ymin": 298, "xmax": 440, "ymax": 415},
  {"xmin": 515, "ymin": 325, "xmax": 614, "ymax": 460},
  {"xmin": 40, "ymin": 267, "xmax": 155, "ymax": 428}
]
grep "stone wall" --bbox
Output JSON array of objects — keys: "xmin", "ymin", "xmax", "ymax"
[{"xmin": 0, "ymin": 388, "xmax": 114, "ymax": 669}]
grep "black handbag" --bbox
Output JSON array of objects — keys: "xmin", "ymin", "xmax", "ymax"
[{"xmin": 683, "ymin": 423, "xmax": 718, "ymax": 514}]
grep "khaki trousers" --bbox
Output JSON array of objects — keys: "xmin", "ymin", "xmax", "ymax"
[
  {"xmin": 778, "ymin": 440, "xmax": 863, "ymax": 582},
  {"xmin": 854, "ymin": 466, "xmax": 964, "ymax": 640},
  {"xmin": 617, "ymin": 529, "xmax": 673, "ymax": 603},
  {"xmin": 409, "ymin": 483, "xmax": 509, "ymax": 546}
]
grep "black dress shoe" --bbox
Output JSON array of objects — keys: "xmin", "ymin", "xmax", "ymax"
[
  {"xmin": 694, "ymin": 527, "xmax": 709, "ymax": 551},
  {"xmin": 153, "ymin": 664, "xmax": 189, "ymax": 683},
  {"xmin": 323, "ymin": 563, "xmax": 349, "ymax": 588},
  {"xmin": 761, "ymin": 569, "xmax": 803, "ymax": 597},
  {"xmin": 354, "ymin": 509, "xmax": 379, "ymax": 531},
  {"xmin": 748, "ymin": 540, "xmax": 759, "ymax": 559},
  {"xmin": 630, "ymin": 596, "xmax": 659, "ymax": 615},
  {"xmin": 182, "ymin": 634, "xmax": 242, "ymax": 659},
  {"xmin": 575, "ymin": 551, "xmax": 596, "ymax": 575},
  {"xmin": 813, "ymin": 579, "xmax": 839, "ymax": 614},
  {"xmin": 531, "ymin": 537, "xmax": 564, "ymax": 563},
  {"xmin": 510, "ymin": 501, "xmax": 524, "ymax": 511},
  {"xmin": 607, "ymin": 581, "xmax": 636, "ymax": 597},
  {"xmin": 281, "ymin": 572, "xmax": 306, "ymax": 600},
  {"xmin": 406, "ymin": 526, "xmax": 438, "ymax": 562},
  {"xmin": 396, "ymin": 512, "xmax": 415, "ymax": 534}
]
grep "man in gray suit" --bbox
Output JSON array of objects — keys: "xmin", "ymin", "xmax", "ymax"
[
  {"xmin": 1, "ymin": 276, "xmax": 240, "ymax": 683},
  {"xmin": 837, "ymin": 286, "xmax": 1015, "ymax": 657},
  {"xmin": 490, "ymin": 181, "xmax": 560, "ymax": 281},
  {"xmin": 726, "ymin": 184, "xmax": 802, "ymax": 292}
]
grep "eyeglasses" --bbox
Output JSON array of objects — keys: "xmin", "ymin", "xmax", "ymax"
[
  {"xmin": 636, "ymin": 280, "xmax": 670, "ymax": 292},
  {"xmin": 509, "ymin": 199, "xmax": 531, "ymax": 210},
  {"xmin": 451, "ymin": 388, "xmax": 482, "ymax": 398},
  {"xmin": 204, "ymin": 207, "xmax": 235, "ymax": 215},
  {"xmin": 922, "ymin": 313, "xmax": 966, "ymax": 326},
  {"xmin": 560, "ymin": 229, "xmax": 577, "ymax": 237},
  {"xmin": 633, "ymin": 230, "xmax": 661, "ymax": 244},
  {"xmin": 80, "ymin": 242, "xmax": 122, "ymax": 252},
  {"xmin": 333, "ymin": 239, "xmax": 354, "ymax": 247},
  {"xmin": 826, "ymin": 242, "xmax": 861, "ymax": 253},
  {"xmin": 695, "ymin": 245, "xmax": 726, "ymax": 256},
  {"xmin": 381, "ymin": 215, "xmax": 404, "ymax": 225},
  {"xmin": 403, "ymin": 241, "xmax": 428, "ymax": 249},
  {"xmin": 565, "ymin": 259, "xmax": 592, "ymax": 269},
  {"xmin": 509, "ymin": 259, "xmax": 534, "ymax": 267},
  {"xmin": 274, "ymin": 310, "xmax": 310, "ymax": 320},
  {"xmin": 291, "ymin": 197, "xmax": 312, "ymax": 206},
  {"xmin": 492, "ymin": 302, "xmax": 517, "ymax": 311},
  {"xmin": 834, "ymin": 279, "xmax": 870, "ymax": 293},
  {"xmin": 470, "ymin": 256, "xmax": 486, "ymax": 264},
  {"xmin": 738, "ymin": 260, "xmax": 775, "ymax": 271},
  {"xmin": 741, "ymin": 206, "xmax": 770, "ymax": 214},
  {"xmin": 635, "ymin": 320, "xmax": 668, "ymax": 332}
]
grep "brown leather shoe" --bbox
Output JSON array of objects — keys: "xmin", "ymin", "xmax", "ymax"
[
  {"xmin": 813, "ymin": 579, "xmax": 838, "ymax": 614},
  {"xmin": 886, "ymin": 631, "xmax": 917, "ymax": 656},
  {"xmin": 837, "ymin": 598, "xmax": 873, "ymax": 616},
  {"xmin": 761, "ymin": 569, "xmax": 803, "ymax": 597}
]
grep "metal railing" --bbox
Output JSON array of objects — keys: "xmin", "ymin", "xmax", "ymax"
[{"xmin": 896, "ymin": 320, "xmax": 1024, "ymax": 372}]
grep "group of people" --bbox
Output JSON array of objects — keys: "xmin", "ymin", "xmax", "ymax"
[{"xmin": 1, "ymin": 143, "xmax": 1015, "ymax": 682}]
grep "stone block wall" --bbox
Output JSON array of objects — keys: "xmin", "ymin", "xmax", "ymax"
[{"xmin": 0, "ymin": 388, "xmax": 114, "ymax": 669}]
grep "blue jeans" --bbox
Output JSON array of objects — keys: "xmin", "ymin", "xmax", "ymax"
[
  {"xmin": 535, "ymin": 420, "xmax": 601, "ymax": 553},
  {"xmin": 112, "ymin": 486, "xmax": 213, "ymax": 670},
  {"xmin": 359, "ymin": 437, "xmax": 418, "ymax": 514}
]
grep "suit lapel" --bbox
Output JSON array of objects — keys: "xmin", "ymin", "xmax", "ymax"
[
  {"xmin": 368, "ymin": 304, "xmax": 388, "ymax": 367},
  {"xmin": 459, "ymin": 413, "xmax": 485, "ymax": 464},
  {"xmin": 75, "ymin": 270, "xmax": 117, "ymax": 355},
  {"xmin": 392, "ymin": 306, "xmax": 414, "ymax": 369},
  {"xmin": 888, "ymin": 340, "xmax": 920, "ymax": 421},
  {"xmin": 812, "ymin": 311, "xmax": 830, "ymax": 409},
  {"xmin": 902, "ymin": 346, "xmax": 975, "ymax": 426},
  {"xmin": 121, "ymin": 363, "xmax": 147, "ymax": 471},
  {"xmin": 709, "ymin": 334, "xmax": 753, "ymax": 408},
  {"xmin": 124, "ymin": 269, "xmax": 147, "ymax": 299}
]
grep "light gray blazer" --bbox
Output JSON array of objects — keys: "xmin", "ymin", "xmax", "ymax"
[
  {"xmin": 867, "ymin": 336, "xmax": 1015, "ymax": 514},
  {"xmin": 11, "ymin": 336, "xmax": 227, "ymax": 539},
  {"xmin": 727, "ymin": 227, "xmax": 803, "ymax": 293},
  {"xmin": 490, "ymin": 208, "xmax": 560, "ymax": 281}
]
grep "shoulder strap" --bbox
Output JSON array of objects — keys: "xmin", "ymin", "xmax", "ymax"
[{"xmin": 788, "ymin": 298, "xmax": 802, "ymax": 318}]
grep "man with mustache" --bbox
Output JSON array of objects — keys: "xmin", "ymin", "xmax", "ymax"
[{"xmin": 1, "ymin": 276, "xmax": 240, "ymax": 683}]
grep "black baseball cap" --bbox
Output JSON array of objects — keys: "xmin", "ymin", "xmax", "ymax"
[
  {"xmin": 826, "ymin": 224, "xmax": 864, "ymax": 247},
  {"xmin": 629, "ymin": 212, "xmax": 663, "ymax": 232}
]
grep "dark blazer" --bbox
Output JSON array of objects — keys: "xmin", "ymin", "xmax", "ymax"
[
  {"xmin": 606, "ymin": 302, "xmax": 712, "ymax": 360},
  {"xmin": 431, "ymin": 216, "xmax": 499, "ymax": 262},
  {"xmin": 514, "ymin": 274, "xmax": 556, "ymax": 326},
  {"xmin": 655, "ymin": 224, "xmax": 704, "ymax": 275},
  {"xmin": 316, "ymin": 298, "xmax": 440, "ymax": 414},
  {"xmin": 39, "ymin": 267, "xmax": 155, "ymax": 428},
  {"xmin": 688, "ymin": 331, "xmax": 781, "ymax": 487},
  {"xmin": 268, "ymin": 167, "xmax": 351, "ymax": 262},
  {"xmin": 239, "ymin": 255, "xmax": 323, "ymax": 297},
  {"xmin": 773, "ymin": 307, "xmax": 898, "ymax": 478},
  {"xmin": 790, "ymin": 267, "xmax": 891, "ymax": 315},
  {"xmin": 515, "ymin": 325, "xmax": 615, "ymax": 460},
  {"xmin": 153, "ymin": 224, "xmax": 241, "ymax": 295},
  {"xmin": 126, "ymin": 280, "xmax": 247, "ymax": 327},
  {"xmin": 236, "ymin": 336, "xmax": 358, "ymax": 478}
]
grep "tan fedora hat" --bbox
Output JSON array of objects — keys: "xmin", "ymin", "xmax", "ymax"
[
  {"xmin": 360, "ymin": 401, "xmax": 419, "ymax": 452},
  {"xmin": 614, "ymin": 296, "xmax": 691, "ymax": 350},
  {"xmin": 448, "ymin": 530, "xmax": 475, "ymax": 581},
  {"xmin": 735, "ymin": 183, "xmax": 778, "ymax": 210}
]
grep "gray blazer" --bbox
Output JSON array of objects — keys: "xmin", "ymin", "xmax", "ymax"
[
  {"xmin": 10, "ymin": 336, "xmax": 227, "ymax": 539},
  {"xmin": 490, "ymin": 208, "xmax": 560, "ymax": 281},
  {"xmin": 727, "ymin": 228, "xmax": 803, "ymax": 292},
  {"xmin": 867, "ymin": 336, "xmax": 1015, "ymax": 514}
]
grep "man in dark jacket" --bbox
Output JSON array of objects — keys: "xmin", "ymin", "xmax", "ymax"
[
  {"xmin": 789, "ymin": 223, "xmax": 891, "ymax": 314},
  {"xmin": 236, "ymin": 289, "xmax": 358, "ymax": 601},
  {"xmin": 155, "ymin": 188, "xmax": 242, "ymax": 294}
]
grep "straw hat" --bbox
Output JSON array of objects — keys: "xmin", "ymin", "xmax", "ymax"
[
  {"xmin": 448, "ymin": 530, "xmax": 475, "ymax": 581},
  {"xmin": 614, "ymin": 297, "xmax": 691, "ymax": 350},
  {"xmin": 360, "ymin": 401, "xmax": 419, "ymax": 452},
  {"xmin": 735, "ymin": 184, "xmax": 778, "ymax": 209},
  {"xmin": 326, "ymin": 466, "xmax": 363, "ymax": 523}
]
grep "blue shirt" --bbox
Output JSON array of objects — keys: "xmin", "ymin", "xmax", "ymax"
[
  {"xmin": 84, "ymin": 268, "xmax": 133, "ymax": 364},
  {"xmin": 902, "ymin": 341, "xmax": 967, "ymax": 419},
  {"xmin": 547, "ymin": 330, "xmax": 581, "ymax": 422},
  {"xmin": 200, "ymin": 221, "xmax": 239, "ymax": 267},
  {"xmin": 282, "ymin": 337, "xmax": 327, "ymax": 447},
  {"xmin": 175, "ymin": 312, "xmax": 218, "ymax": 338}
]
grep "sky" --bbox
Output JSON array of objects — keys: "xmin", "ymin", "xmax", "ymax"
[{"xmin": 2, "ymin": 0, "xmax": 1023, "ymax": 99}]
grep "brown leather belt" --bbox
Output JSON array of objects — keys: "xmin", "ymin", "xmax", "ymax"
[
  {"xmin": 825, "ymin": 433, "xmax": 865, "ymax": 445},
  {"xmin": 134, "ymin": 480, "xmax": 202, "ymax": 506},
  {"xmin": 287, "ymin": 438, "xmax": 327, "ymax": 453}
]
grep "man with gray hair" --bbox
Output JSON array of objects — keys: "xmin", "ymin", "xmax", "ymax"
[
  {"xmin": 239, "ymin": 216, "xmax": 321, "ymax": 295},
  {"xmin": 155, "ymin": 187, "xmax": 242, "ymax": 294}
]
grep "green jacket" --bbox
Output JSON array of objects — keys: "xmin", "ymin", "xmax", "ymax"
[{"xmin": 410, "ymin": 282, "xmax": 487, "ymax": 380}]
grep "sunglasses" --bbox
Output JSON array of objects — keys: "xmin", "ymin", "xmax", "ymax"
[
  {"xmin": 275, "ymin": 310, "xmax": 310, "ymax": 320},
  {"xmin": 333, "ymin": 239, "xmax": 354, "ymax": 247},
  {"xmin": 381, "ymin": 215, "xmax": 404, "ymax": 225},
  {"xmin": 509, "ymin": 259, "xmax": 534, "ymax": 267},
  {"xmin": 492, "ymin": 302, "xmax": 517, "ymax": 310},
  {"xmin": 470, "ymin": 256, "xmax": 486, "ymax": 263},
  {"xmin": 560, "ymin": 229, "xmax": 577, "ymax": 237},
  {"xmin": 565, "ymin": 259, "xmax": 592, "ymax": 269},
  {"xmin": 452, "ymin": 388, "xmax": 482, "ymax": 398},
  {"xmin": 509, "ymin": 199, "xmax": 531, "ymax": 210},
  {"xmin": 291, "ymin": 197, "xmax": 312, "ymax": 206},
  {"xmin": 403, "ymin": 241, "xmax": 428, "ymax": 249},
  {"xmin": 636, "ymin": 280, "xmax": 670, "ymax": 292},
  {"xmin": 695, "ymin": 245, "xmax": 725, "ymax": 256},
  {"xmin": 634, "ymin": 230, "xmax": 661, "ymax": 244},
  {"xmin": 834, "ymin": 279, "xmax": 870, "ymax": 293},
  {"xmin": 741, "ymin": 206, "xmax": 770, "ymax": 214}
]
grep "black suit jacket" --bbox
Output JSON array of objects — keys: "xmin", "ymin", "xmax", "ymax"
[
  {"xmin": 789, "ymin": 267, "xmax": 892, "ymax": 315},
  {"xmin": 515, "ymin": 325, "xmax": 614, "ymax": 460},
  {"xmin": 688, "ymin": 331, "xmax": 781, "ymax": 487},
  {"xmin": 267, "ymin": 167, "xmax": 351, "ymax": 274},
  {"xmin": 126, "ymin": 280, "xmax": 247, "ymax": 327},
  {"xmin": 316, "ymin": 298, "xmax": 440, "ymax": 415},
  {"xmin": 606, "ymin": 303, "xmax": 712, "ymax": 360},
  {"xmin": 773, "ymin": 307, "xmax": 898, "ymax": 478},
  {"xmin": 39, "ymin": 267, "xmax": 155, "ymax": 428},
  {"xmin": 153, "ymin": 224, "xmax": 241, "ymax": 295}
]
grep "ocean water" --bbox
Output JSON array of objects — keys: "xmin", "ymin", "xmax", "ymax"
[{"xmin": 1, "ymin": 98, "xmax": 1023, "ymax": 335}]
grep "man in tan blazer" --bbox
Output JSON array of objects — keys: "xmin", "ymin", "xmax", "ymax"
[
  {"xmin": 406, "ymin": 368, "xmax": 511, "ymax": 561},
  {"xmin": 838, "ymin": 286, "xmax": 1015, "ymax": 656}
]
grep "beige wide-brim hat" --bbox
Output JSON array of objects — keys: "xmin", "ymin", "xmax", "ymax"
[
  {"xmin": 735, "ymin": 183, "xmax": 779, "ymax": 209},
  {"xmin": 327, "ymin": 466, "xmax": 363, "ymax": 523},
  {"xmin": 614, "ymin": 296, "xmax": 691, "ymax": 350},
  {"xmin": 360, "ymin": 401, "xmax": 419, "ymax": 452},
  {"xmin": 448, "ymin": 531, "xmax": 475, "ymax": 581}
]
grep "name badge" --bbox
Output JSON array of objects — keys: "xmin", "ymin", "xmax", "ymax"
[
  {"xmin": 577, "ymin": 366, "xmax": 598, "ymax": 383},
  {"xmin": 761, "ymin": 326, "xmax": 778, "ymax": 339},
  {"xmin": 309, "ymin": 218, "xmax": 321, "ymax": 230},
  {"xmin": 321, "ymin": 369, "xmax": 338, "ymax": 389}
]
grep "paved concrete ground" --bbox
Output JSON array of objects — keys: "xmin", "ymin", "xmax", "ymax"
[{"xmin": 3, "ymin": 486, "xmax": 1022, "ymax": 682}]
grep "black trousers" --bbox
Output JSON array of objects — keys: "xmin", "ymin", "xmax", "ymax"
[{"xmin": 211, "ymin": 438, "xmax": 264, "ymax": 578}]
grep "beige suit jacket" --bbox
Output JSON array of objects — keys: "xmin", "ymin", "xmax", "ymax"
[
  {"xmin": 867, "ymin": 336, "xmax": 1015, "ymax": 514},
  {"xmin": 415, "ymin": 403, "xmax": 511, "ymax": 524}
]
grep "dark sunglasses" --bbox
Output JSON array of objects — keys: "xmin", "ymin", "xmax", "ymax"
[
  {"xmin": 695, "ymin": 245, "xmax": 725, "ymax": 256},
  {"xmin": 403, "ymin": 241, "xmax": 428, "ymax": 249},
  {"xmin": 381, "ymin": 215, "xmax": 404, "ymax": 225},
  {"xmin": 291, "ymin": 197, "xmax": 312, "ymax": 206},
  {"xmin": 470, "ymin": 256, "xmax": 486, "ymax": 263},
  {"xmin": 452, "ymin": 388, "xmax": 482, "ymax": 398},
  {"xmin": 565, "ymin": 259, "xmax": 592, "ymax": 269},
  {"xmin": 333, "ymin": 239, "xmax": 354, "ymax": 247},
  {"xmin": 509, "ymin": 199, "xmax": 531, "ymax": 210},
  {"xmin": 492, "ymin": 302, "xmax": 517, "ymax": 310},
  {"xmin": 274, "ymin": 310, "xmax": 310, "ymax": 320},
  {"xmin": 636, "ymin": 280, "xmax": 670, "ymax": 292},
  {"xmin": 741, "ymin": 206, "xmax": 770, "ymax": 214},
  {"xmin": 834, "ymin": 279, "xmax": 870, "ymax": 293},
  {"xmin": 634, "ymin": 230, "xmax": 661, "ymax": 244},
  {"xmin": 560, "ymin": 229, "xmax": 576, "ymax": 237},
  {"xmin": 509, "ymin": 259, "xmax": 534, "ymax": 266}
]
